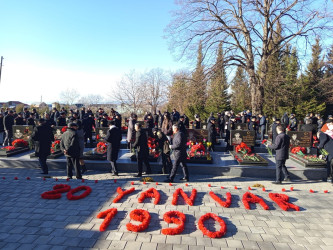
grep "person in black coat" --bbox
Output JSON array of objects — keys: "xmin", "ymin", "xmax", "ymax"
[
  {"xmin": 80, "ymin": 107, "xmax": 86, "ymax": 120},
  {"xmin": 248, "ymin": 116, "xmax": 258, "ymax": 132},
  {"xmin": 60, "ymin": 123, "xmax": 82, "ymax": 179},
  {"xmin": 177, "ymin": 116, "xmax": 187, "ymax": 135},
  {"xmin": 22, "ymin": 108, "xmax": 30, "ymax": 123},
  {"xmin": 317, "ymin": 130, "xmax": 333, "ymax": 182},
  {"xmin": 207, "ymin": 118, "xmax": 217, "ymax": 151},
  {"xmin": 45, "ymin": 113, "xmax": 56, "ymax": 127},
  {"xmin": 271, "ymin": 119, "xmax": 281, "ymax": 144},
  {"xmin": 57, "ymin": 112, "xmax": 67, "ymax": 126},
  {"xmin": 153, "ymin": 128, "xmax": 172, "ymax": 174},
  {"xmin": 194, "ymin": 117, "xmax": 201, "ymax": 129},
  {"xmin": 31, "ymin": 119, "xmax": 54, "ymax": 174},
  {"xmin": 0, "ymin": 113, "xmax": 4, "ymax": 145},
  {"xmin": 100, "ymin": 114, "xmax": 109, "ymax": 127},
  {"xmin": 105, "ymin": 120, "xmax": 122, "ymax": 176},
  {"xmin": 82, "ymin": 114, "xmax": 95, "ymax": 146},
  {"xmin": 114, "ymin": 113, "xmax": 122, "ymax": 129},
  {"xmin": 27, "ymin": 114, "xmax": 36, "ymax": 127},
  {"xmin": 164, "ymin": 125, "xmax": 189, "ymax": 183},
  {"xmin": 301, "ymin": 119, "xmax": 316, "ymax": 135},
  {"xmin": 158, "ymin": 111, "xmax": 164, "ymax": 129},
  {"xmin": 289, "ymin": 114, "xmax": 297, "ymax": 131},
  {"xmin": 132, "ymin": 123, "xmax": 152, "ymax": 177},
  {"xmin": 15, "ymin": 113, "xmax": 25, "ymax": 125},
  {"xmin": 281, "ymin": 112, "xmax": 289, "ymax": 127},
  {"xmin": 3, "ymin": 110, "xmax": 15, "ymax": 146},
  {"xmin": 258, "ymin": 114, "xmax": 266, "ymax": 141},
  {"xmin": 183, "ymin": 114, "xmax": 189, "ymax": 128},
  {"xmin": 50, "ymin": 108, "xmax": 60, "ymax": 123},
  {"xmin": 268, "ymin": 125, "xmax": 290, "ymax": 184}
]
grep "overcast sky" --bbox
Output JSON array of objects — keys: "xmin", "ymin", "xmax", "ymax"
[{"xmin": 0, "ymin": 0, "xmax": 186, "ymax": 104}]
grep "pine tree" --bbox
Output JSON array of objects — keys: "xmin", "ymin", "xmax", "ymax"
[
  {"xmin": 230, "ymin": 66, "xmax": 251, "ymax": 113},
  {"xmin": 319, "ymin": 44, "xmax": 333, "ymax": 104},
  {"xmin": 186, "ymin": 41, "xmax": 207, "ymax": 118},
  {"xmin": 205, "ymin": 43, "xmax": 230, "ymax": 115}
]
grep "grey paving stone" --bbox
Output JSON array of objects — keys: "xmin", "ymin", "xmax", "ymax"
[
  {"xmin": 124, "ymin": 241, "xmax": 142, "ymax": 249},
  {"xmin": 226, "ymin": 239, "xmax": 243, "ymax": 248},
  {"xmin": 157, "ymin": 243, "xmax": 173, "ymax": 250},
  {"xmin": 141, "ymin": 242, "xmax": 158, "ymax": 250},
  {"xmin": 108, "ymin": 240, "xmax": 127, "ymax": 249}
]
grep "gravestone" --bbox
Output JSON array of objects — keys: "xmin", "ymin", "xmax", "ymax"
[
  {"xmin": 287, "ymin": 131, "xmax": 312, "ymax": 148},
  {"xmin": 187, "ymin": 129, "xmax": 208, "ymax": 141},
  {"xmin": 12, "ymin": 125, "xmax": 33, "ymax": 141},
  {"xmin": 232, "ymin": 123, "xmax": 248, "ymax": 131},
  {"xmin": 230, "ymin": 130, "xmax": 256, "ymax": 146},
  {"xmin": 53, "ymin": 126, "xmax": 66, "ymax": 140},
  {"xmin": 95, "ymin": 128, "xmax": 109, "ymax": 142}
]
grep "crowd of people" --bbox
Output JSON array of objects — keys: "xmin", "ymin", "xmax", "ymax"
[{"xmin": 0, "ymin": 106, "xmax": 333, "ymax": 184}]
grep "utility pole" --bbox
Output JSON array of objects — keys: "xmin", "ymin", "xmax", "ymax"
[{"xmin": 0, "ymin": 56, "xmax": 3, "ymax": 84}]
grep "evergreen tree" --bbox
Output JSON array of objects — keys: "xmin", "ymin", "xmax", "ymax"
[
  {"xmin": 230, "ymin": 66, "xmax": 251, "ymax": 113},
  {"xmin": 205, "ymin": 43, "xmax": 230, "ymax": 115},
  {"xmin": 319, "ymin": 44, "xmax": 333, "ymax": 104},
  {"xmin": 186, "ymin": 41, "xmax": 207, "ymax": 119}
]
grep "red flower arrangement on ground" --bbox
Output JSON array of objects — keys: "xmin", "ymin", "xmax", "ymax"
[
  {"xmin": 291, "ymin": 147, "xmax": 306, "ymax": 155},
  {"xmin": 235, "ymin": 142, "xmax": 251, "ymax": 154},
  {"xmin": 161, "ymin": 211, "xmax": 186, "ymax": 235},
  {"xmin": 269, "ymin": 193, "xmax": 300, "ymax": 211},
  {"xmin": 51, "ymin": 140, "xmax": 61, "ymax": 154},
  {"xmin": 61, "ymin": 126, "xmax": 68, "ymax": 133},
  {"xmin": 242, "ymin": 192, "xmax": 269, "ymax": 210},
  {"xmin": 198, "ymin": 213, "xmax": 227, "ymax": 238},
  {"xmin": 126, "ymin": 209, "xmax": 151, "ymax": 232},
  {"xmin": 97, "ymin": 208, "xmax": 118, "ymax": 232},
  {"xmin": 12, "ymin": 139, "xmax": 28, "ymax": 148},
  {"xmin": 112, "ymin": 187, "xmax": 135, "ymax": 203},
  {"xmin": 96, "ymin": 142, "xmax": 107, "ymax": 154},
  {"xmin": 41, "ymin": 184, "xmax": 71, "ymax": 199},
  {"xmin": 138, "ymin": 187, "xmax": 161, "ymax": 205},
  {"xmin": 209, "ymin": 191, "xmax": 232, "ymax": 208},
  {"xmin": 1, "ymin": 146, "xmax": 16, "ymax": 151},
  {"xmin": 67, "ymin": 186, "xmax": 92, "ymax": 200},
  {"xmin": 172, "ymin": 188, "xmax": 197, "ymax": 206}
]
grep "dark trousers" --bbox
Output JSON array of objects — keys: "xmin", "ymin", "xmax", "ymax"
[
  {"xmin": 260, "ymin": 126, "xmax": 266, "ymax": 141},
  {"xmin": 161, "ymin": 152, "xmax": 172, "ymax": 174},
  {"xmin": 327, "ymin": 156, "xmax": 333, "ymax": 178},
  {"xmin": 110, "ymin": 161, "xmax": 118, "ymax": 174},
  {"xmin": 38, "ymin": 156, "xmax": 48, "ymax": 174},
  {"xmin": 3, "ymin": 130, "xmax": 13, "ymax": 146},
  {"xmin": 276, "ymin": 159, "xmax": 289, "ymax": 182},
  {"xmin": 169, "ymin": 157, "xmax": 189, "ymax": 181},
  {"xmin": 66, "ymin": 157, "xmax": 82, "ymax": 179},
  {"xmin": 137, "ymin": 156, "xmax": 151, "ymax": 174}
]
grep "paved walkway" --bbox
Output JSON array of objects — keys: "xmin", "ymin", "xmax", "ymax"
[{"xmin": 0, "ymin": 164, "xmax": 333, "ymax": 250}]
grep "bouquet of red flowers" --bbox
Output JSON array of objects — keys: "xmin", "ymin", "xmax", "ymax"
[
  {"xmin": 61, "ymin": 126, "xmax": 68, "ymax": 133},
  {"xmin": 12, "ymin": 139, "xmax": 29, "ymax": 148},
  {"xmin": 235, "ymin": 142, "xmax": 251, "ymax": 154},
  {"xmin": 261, "ymin": 140, "xmax": 273, "ymax": 157},
  {"xmin": 96, "ymin": 142, "xmax": 107, "ymax": 154},
  {"xmin": 291, "ymin": 147, "xmax": 306, "ymax": 156},
  {"xmin": 51, "ymin": 140, "xmax": 61, "ymax": 153},
  {"xmin": 1, "ymin": 146, "xmax": 16, "ymax": 151}
]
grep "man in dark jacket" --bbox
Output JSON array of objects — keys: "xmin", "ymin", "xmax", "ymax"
[
  {"xmin": 15, "ymin": 113, "xmax": 25, "ymax": 125},
  {"xmin": 289, "ymin": 114, "xmax": 297, "ymax": 131},
  {"xmin": 317, "ymin": 130, "xmax": 333, "ymax": 182},
  {"xmin": 105, "ymin": 120, "xmax": 122, "ymax": 176},
  {"xmin": 268, "ymin": 125, "xmax": 291, "ymax": 184},
  {"xmin": 153, "ymin": 128, "xmax": 172, "ymax": 174},
  {"xmin": 50, "ymin": 108, "xmax": 60, "ymax": 123},
  {"xmin": 57, "ymin": 112, "xmax": 67, "ymax": 126},
  {"xmin": 60, "ymin": 123, "xmax": 82, "ymax": 179},
  {"xmin": 22, "ymin": 108, "xmax": 30, "ymax": 123},
  {"xmin": 177, "ymin": 116, "xmax": 187, "ymax": 135},
  {"xmin": 272, "ymin": 119, "xmax": 281, "ymax": 144},
  {"xmin": 79, "ymin": 107, "xmax": 86, "ymax": 120},
  {"xmin": 45, "ymin": 113, "xmax": 56, "ymax": 127},
  {"xmin": 258, "ymin": 114, "xmax": 266, "ymax": 141},
  {"xmin": 207, "ymin": 117, "xmax": 217, "ymax": 151},
  {"xmin": 114, "ymin": 113, "xmax": 122, "ymax": 129},
  {"xmin": 164, "ymin": 124, "xmax": 189, "ymax": 183},
  {"xmin": 31, "ymin": 119, "xmax": 54, "ymax": 174},
  {"xmin": 3, "ymin": 110, "xmax": 15, "ymax": 146},
  {"xmin": 132, "ymin": 123, "xmax": 152, "ymax": 177},
  {"xmin": 27, "ymin": 113, "xmax": 36, "ymax": 127},
  {"xmin": 82, "ymin": 114, "xmax": 95, "ymax": 147},
  {"xmin": 0, "ymin": 113, "xmax": 4, "ymax": 145},
  {"xmin": 281, "ymin": 112, "xmax": 289, "ymax": 127}
]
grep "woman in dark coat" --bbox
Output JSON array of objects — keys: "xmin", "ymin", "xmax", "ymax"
[
  {"xmin": 31, "ymin": 118, "xmax": 54, "ymax": 174},
  {"xmin": 105, "ymin": 120, "xmax": 122, "ymax": 176},
  {"xmin": 161, "ymin": 112, "xmax": 173, "ymax": 142},
  {"xmin": 207, "ymin": 118, "xmax": 217, "ymax": 151}
]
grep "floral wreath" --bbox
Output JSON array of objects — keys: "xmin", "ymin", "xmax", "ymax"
[
  {"xmin": 269, "ymin": 193, "xmax": 300, "ymax": 211},
  {"xmin": 209, "ymin": 191, "xmax": 232, "ymax": 208},
  {"xmin": 96, "ymin": 142, "xmax": 107, "ymax": 154},
  {"xmin": 97, "ymin": 208, "xmax": 118, "ymax": 232},
  {"xmin": 41, "ymin": 184, "xmax": 71, "ymax": 199},
  {"xmin": 172, "ymin": 188, "xmax": 197, "ymax": 206},
  {"xmin": 161, "ymin": 211, "xmax": 186, "ymax": 235},
  {"xmin": 126, "ymin": 209, "xmax": 151, "ymax": 232},
  {"xmin": 242, "ymin": 192, "xmax": 269, "ymax": 210},
  {"xmin": 198, "ymin": 213, "xmax": 227, "ymax": 238},
  {"xmin": 67, "ymin": 186, "xmax": 92, "ymax": 200},
  {"xmin": 138, "ymin": 187, "xmax": 161, "ymax": 205},
  {"xmin": 12, "ymin": 139, "xmax": 28, "ymax": 148},
  {"xmin": 112, "ymin": 187, "xmax": 135, "ymax": 203}
]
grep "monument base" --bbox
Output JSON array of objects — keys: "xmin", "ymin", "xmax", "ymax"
[{"xmin": 230, "ymin": 151, "xmax": 269, "ymax": 166}]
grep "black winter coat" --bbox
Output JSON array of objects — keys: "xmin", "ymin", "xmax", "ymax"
[
  {"xmin": 207, "ymin": 122, "xmax": 217, "ymax": 144},
  {"xmin": 268, "ymin": 132, "xmax": 290, "ymax": 160},
  {"xmin": 60, "ymin": 128, "xmax": 81, "ymax": 158},
  {"xmin": 132, "ymin": 128, "xmax": 149, "ymax": 158},
  {"xmin": 171, "ymin": 131, "xmax": 187, "ymax": 161},
  {"xmin": 4, "ymin": 115, "xmax": 14, "ymax": 131},
  {"xmin": 105, "ymin": 126, "xmax": 122, "ymax": 161},
  {"xmin": 318, "ymin": 132, "xmax": 333, "ymax": 160},
  {"xmin": 15, "ymin": 117, "xmax": 25, "ymax": 125},
  {"xmin": 32, "ymin": 123, "xmax": 54, "ymax": 157},
  {"xmin": 0, "ymin": 117, "xmax": 4, "ymax": 132}
]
